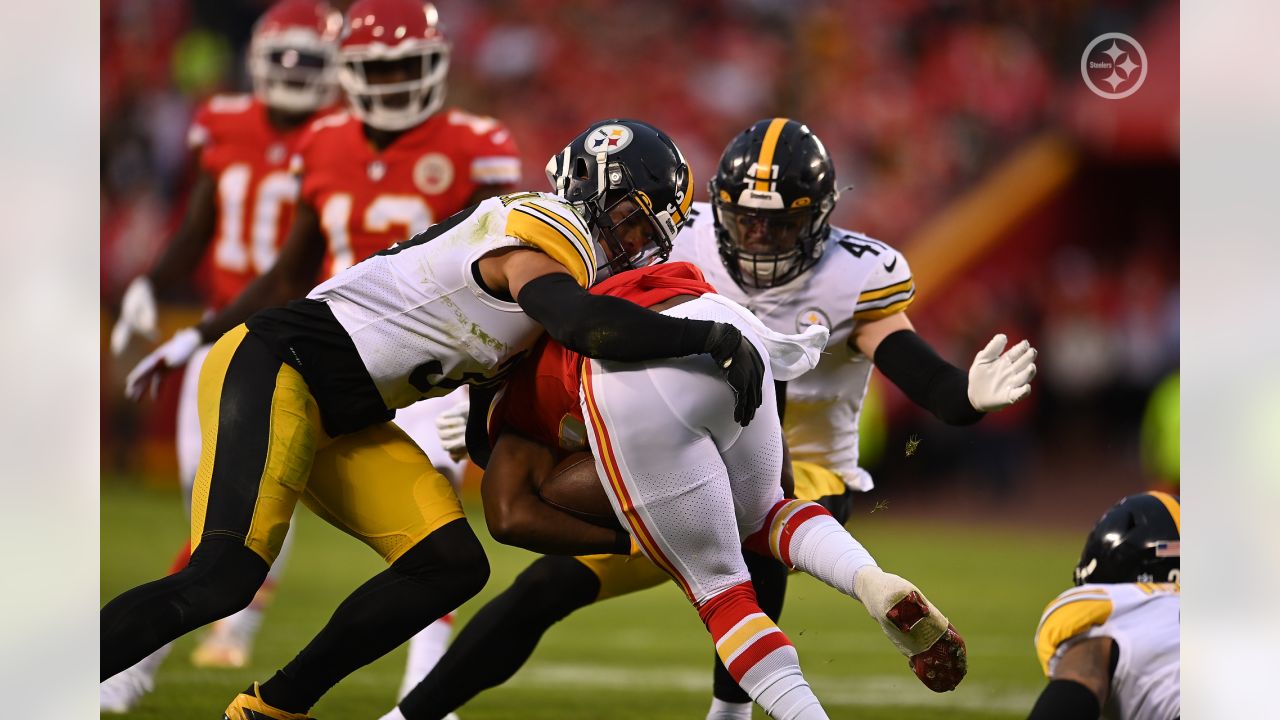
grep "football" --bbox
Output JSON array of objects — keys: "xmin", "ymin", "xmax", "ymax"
[{"xmin": 537, "ymin": 451, "xmax": 621, "ymax": 530}]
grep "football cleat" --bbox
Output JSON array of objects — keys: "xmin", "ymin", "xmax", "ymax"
[
  {"xmin": 223, "ymin": 682, "xmax": 314, "ymax": 720},
  {"xmin": 99, "ymin": 665, "xmax": 154, "ymax": 714},
  {"xmin": 853, "ymin": 567, "xmax": 968, "ymax": 692},
  {"xmin": 907, "ymin": 622, "xmax": 968, "ymax": 693},
  {"xmin": 191, "ymin": 622, "xmax": 252, "ymax": 669}
]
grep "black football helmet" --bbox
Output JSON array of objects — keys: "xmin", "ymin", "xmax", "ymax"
[
  {"xmin": 709, "ymin": 118, "xmax": 838, "ymax": 289},
  {"xmin": 546, "ymin": 119, "xmax": 694, "ymax": 280},
  {"xmin": 1074, "ymin": 491, "xmax": 1180, "ymax": 585}
]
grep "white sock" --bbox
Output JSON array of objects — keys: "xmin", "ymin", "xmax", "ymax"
[
  {"xmin": 135, "ymin": 641, "xmax": 172, "ymax": 683},
  {"xmin": 775, "ymin": 503, "xmax": 877, "ymax": 599},
  {"xmin": 706, "ymin": 697, "xmax": 753, "ymax": 720},
  {"xmin": 753, "ymin": 668, "xmax": 827, "ymax": 720},
  {"xmin": 377, "ymin": 708, "xmax": 407, "ymax": 720},
  {"xmin": 398, "ymin": 612, "xmax": 456, "ymax": 700}
]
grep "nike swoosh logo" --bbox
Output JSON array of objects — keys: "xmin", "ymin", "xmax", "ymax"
[{"xmin": 884, "ymin": 257, "xmax": 897, "ymax": 273}]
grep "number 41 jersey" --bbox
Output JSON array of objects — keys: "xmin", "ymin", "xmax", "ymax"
[
  {"xmin": 305, "ymin": 192, "xmax": 597, "ymax": 415},
  {"xmin": 668, "ymin": 201, "xmax": 915, "ymax": 491}
]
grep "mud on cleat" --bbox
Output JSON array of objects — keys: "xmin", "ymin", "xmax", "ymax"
[
  {"xmin": 223, "ymin": 682, "xmax": 315, "ymax": 720},
  {"xmin": 853, "ymin": 566, "xmax": 968, "ymax": 692}
]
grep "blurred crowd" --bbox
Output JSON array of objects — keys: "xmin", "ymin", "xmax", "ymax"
[{"xmin": 101, "ymin": 0, "xmax": 1179, "ymax": 505}]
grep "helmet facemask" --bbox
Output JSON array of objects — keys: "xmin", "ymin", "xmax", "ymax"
[
  {"xmin": 564, "ymin": 154, "xmax": 679, "ymax": 280},
  {"xmin": 249, "ymin": 30, "xmax": 339, "ymax": 113},
  {"xmin": 338, "ymin": 41, "xmax": 450, "ymax": 131},
  {"xmin": 712, "ymin": 191, "xmax": 831, "ymax": 289}
]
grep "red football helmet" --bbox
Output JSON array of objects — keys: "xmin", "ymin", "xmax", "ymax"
[
  {"xmin": 338, "ymin": 0, "xmax": 451, "ymax": 131},
  {"xmin": 248, "ymin": 0, "xmax": 343, "ymax": 112}
]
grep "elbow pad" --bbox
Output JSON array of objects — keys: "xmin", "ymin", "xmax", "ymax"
[{"xmin": 873, "ymin": 329, "xmax": 983, "ymax": 425}]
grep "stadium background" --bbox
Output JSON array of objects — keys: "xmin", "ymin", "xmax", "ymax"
[{"xmin": 99, "ymin": 0, "xmax": 1179, "ymax": 717}]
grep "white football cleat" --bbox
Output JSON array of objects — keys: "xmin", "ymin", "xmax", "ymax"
[{"xmin": 100, "ymin": 665, "xmax": 154, "ymax": 714}]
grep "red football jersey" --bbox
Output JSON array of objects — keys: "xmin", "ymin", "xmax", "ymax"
[
  {"xmin": 190, "ymin": 94, "xmax": 320, "ymax": 309},
  {"xmin": 489, "ymin": 262, "xmax": 717, "ymax": 458},
  {"xmin": 292, "ymin": 107, "xmax": 521, "ymax": 278}
]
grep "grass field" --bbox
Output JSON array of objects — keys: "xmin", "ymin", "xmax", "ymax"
[{"xmin": 101, "ymin": 481, "xmax": 1079, "ymax": 719}]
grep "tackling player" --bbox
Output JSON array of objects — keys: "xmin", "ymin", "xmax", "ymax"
[
  {"xmin": 397, "ymin": 118, "xmax": 1037, "ymax": 720},
  {"xmin": 100, "ymin": 118, "xmax": 769, "ymax": 720},
  {"xmin": 393, "ymin": 259, "xmax": 965, "ymax": 720},
  {"xmin": 103, "ymin": 0, "xmax": 341, "ymax": 711},
  {"xmin": 119, "ymin": 0, "xmax": 523, "ymax": 704},
  {"xmin": 1028, "ymin": 492, "xmax": 1180, "ymax": 720}
]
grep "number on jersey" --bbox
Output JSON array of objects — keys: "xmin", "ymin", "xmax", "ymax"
[{"xmin": 212, "ymin": 164, "xmax": 298, "ymax": 274}]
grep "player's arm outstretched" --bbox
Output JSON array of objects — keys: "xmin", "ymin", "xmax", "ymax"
[
  {"xmin": 1026, "ymin": 636, "xmax": 1115, "ymax": 719},
  {"xmin": 124, "ymin": 201, "xmax": 327, "ymax": 400},
  {"xmin": 854, "ymin": 304, "xmax": 1036, "ymax": 425},
  {"xmin": 109, "ymin": 169, "xmax": 217, "ymax": 357}
]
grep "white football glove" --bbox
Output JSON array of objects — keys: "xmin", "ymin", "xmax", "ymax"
[
  {"xmin": 436, "ymin": 401, "xmax": 470, "ymax": 462},
  {"xmin": 966, "ymin": 333, "xmax": 1037, "ymax": 412},
  {"xmin": 125, "ymin": 327, "xmax": 202, "ymax": 402},
  {"xmin": 110, "ymin": 276, "xmax": 158, "ymax": 356}
]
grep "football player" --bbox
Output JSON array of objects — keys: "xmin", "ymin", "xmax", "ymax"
[
  {"xmin": 396, "ymin": 118, "xmax": 1036, "ymax": 720},
  {"xmin": 102, "ymin": 0, "xmax": 341, "ymax": 712},
  {"xmin": 119, "ymin": 0, "xmax": 524, "ymax": 703},
  {"xmin": 1029, "ymin": 492, "xmax": 1180, "ymax": 720},
  {"xmin": 391, "ymin": 259, "xmax": 966, "ymax": 720},
  {"xmin": 101, "ymin": 118, "xmax": 768, "ymax": 720}
]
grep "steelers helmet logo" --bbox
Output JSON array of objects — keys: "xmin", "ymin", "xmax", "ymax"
[
  {"xmin": 584, "ymin": 124, "xmax": 634, "ymax": 155},
  {"xmin": 797, "ymin": 307, "xmax": 830, "ymax": 332},
  {"xmin": 414, "ymin": 153, "xmax": 455, "ymax": 195}
]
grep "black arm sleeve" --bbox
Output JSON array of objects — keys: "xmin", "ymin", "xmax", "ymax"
[
  {"xmin": 464, "ymin": 384, "xmax": 499, "ymax": 470},
  {"xmin": 1026, "ymin": 679, "xmax": 1102, "ymax": 720},
  {"xmin": 873, "ymin": 329, "xmax": 983, "ymax": 425},
  {"xmin": 517, "ymin": 273, "xmax": 713, "ymax": 361}
]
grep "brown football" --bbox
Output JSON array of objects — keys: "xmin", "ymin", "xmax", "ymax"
[{"xmin": 537, "ymin": 451, "xmax": 621, "ymax": 530}]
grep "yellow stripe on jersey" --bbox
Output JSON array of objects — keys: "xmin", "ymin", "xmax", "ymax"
[
  {"xmin": 753, "ymin": 118, "xmax": 790, "ymax": 191},
  {"xmin": 1035, "ymin": 596, "xmax": 1113, "ymax": 675},
  {"xmin": 506, "ymin": 205, "xmax": 595, "ymax": 287},
  {"xmin": 853, "ymin": 295, "xmax": 916, "ymax": 321},
  {"xmin": 524, "ymin": 200, "xmax": 593, "ymax": 260},
  {"xmin": 858, "ymin": 277, "xmax": 915, "ymax": 303},
  {"xmin": 1147, "ymin": 490, "xmax": 1181, "ymax": 534}
]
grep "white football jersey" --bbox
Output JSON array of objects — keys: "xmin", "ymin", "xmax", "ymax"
[
  {"xmin": 308, "ymin": 192, "xmax": 597, "ymax": 411},
  {"xmin": 669, "ymin": 201, "xmax": 915, "ymax": 490},
  {"xmin": 1035, "ymin": 583, "xmax": 1180, "ymax": 720}
]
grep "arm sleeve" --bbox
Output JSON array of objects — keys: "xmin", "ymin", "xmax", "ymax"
[
  {"xmin": 517, "ymin": 273, "xmax": 714, "ymax": 362},
  {"xmin": 873, "ymin": 329, "xmax": 983, "ymax": 425},
  {"xmin": 1026, "ymin": 679, "xmax": 1101, "ymax": 720}
]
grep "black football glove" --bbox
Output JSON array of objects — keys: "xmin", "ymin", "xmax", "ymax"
[{"xmin": 704, "ymin": 322, "xmax": 765, "ymax": 426}]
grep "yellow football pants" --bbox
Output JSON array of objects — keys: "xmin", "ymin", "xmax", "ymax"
[{"xmin": 190, "ymin": 325, "xmax": 465, "ymax": 565}]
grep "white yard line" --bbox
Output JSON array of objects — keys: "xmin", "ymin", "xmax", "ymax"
[{"xmin": 508, "ymin": 662, "xmax": 1039, "ymax": 713}]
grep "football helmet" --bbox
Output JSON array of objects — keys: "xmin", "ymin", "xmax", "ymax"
[
  {"xmin": 248, "ymin": 0, "xmax": 342, "ymax": 113},
  {"xmin": 546, "ymin": 119, "xmax": 694, "ymax": 279},
  {"xmin": 338, "ymin": 0, "xmax": 450, "ymax": 131},
  {"xmin": 1074, "ymin": 491, "xmax": 1180, "ymax": 585},
  {"xmin": 709, "ymin": 118, "xmax": 838, "ymax": 289}
]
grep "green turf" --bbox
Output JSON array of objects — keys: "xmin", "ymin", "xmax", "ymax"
[{"xmin": 101, "ymin": 481, "xmax": 1078, "ymax": 719}]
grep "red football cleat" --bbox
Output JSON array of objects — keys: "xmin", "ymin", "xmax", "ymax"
[{"xmin": 907, "ymin": 623, "xmax": 968, "ymax": 693}]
